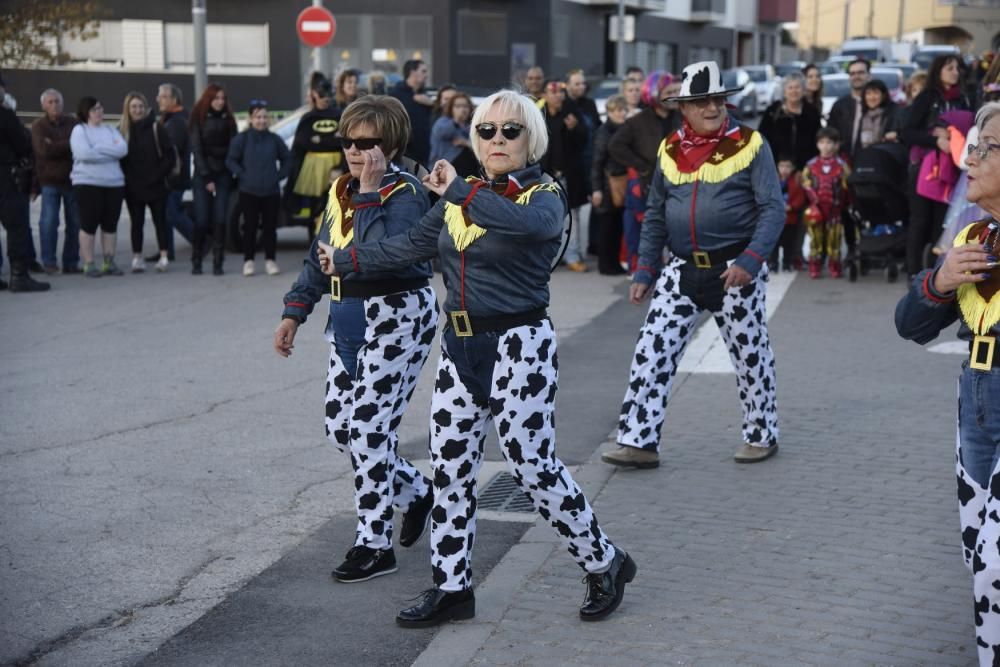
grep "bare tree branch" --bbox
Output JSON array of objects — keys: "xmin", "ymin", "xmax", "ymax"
[{"xmin": 0, "ymin": 0, "xmax": 108, "ymax": 68}]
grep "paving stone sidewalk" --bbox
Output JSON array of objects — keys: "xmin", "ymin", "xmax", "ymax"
[{"xmin": 415, "ymin": 275, "xmax": 975, "ymax": 667}]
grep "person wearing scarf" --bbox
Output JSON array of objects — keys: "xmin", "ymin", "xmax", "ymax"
[
  {"xmin": 274, "ymin": 96, "xmax": 438, "ymax": 585},
  {"xmin": 603, "ymin": 61, "xmax": 785, "ymax": 469},
  {"xmin": 317, "ymin": 90, "xmax": 637, "ymax": 628}
]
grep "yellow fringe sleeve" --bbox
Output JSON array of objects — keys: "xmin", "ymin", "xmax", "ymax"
[
  {"xmin": 955, "ymin": 223, "xmax": 1000, "ymax": 335},
  {"xmin": 444, "ymin": 202, "xmax": 486, "ymax": 252},
  {"xmin": 658, "ymin": 131, "xmax": 763, "ymax": 186},
  {"xmin": 325, "ymin": 176, "xmax": 353, "ymax": 250}
]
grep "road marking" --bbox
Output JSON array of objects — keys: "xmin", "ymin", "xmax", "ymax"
[{"xmin": 678, "ymin": 271, "xmax": 797, "ymax": 374}]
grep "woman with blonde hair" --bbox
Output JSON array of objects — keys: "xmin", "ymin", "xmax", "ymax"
[
  {"xmin": 119, "ymin": 91, "xmax": 175, "ymax": 272},
  {"xmin": 335, "ymin": 68, "xmax": 361, "ymax": 110}
]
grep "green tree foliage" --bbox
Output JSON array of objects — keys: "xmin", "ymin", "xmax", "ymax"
[{"xmin": 0, "ymin": 1, "xmax": 108, "ymax": 67}]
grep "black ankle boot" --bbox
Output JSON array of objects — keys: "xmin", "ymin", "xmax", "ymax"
[
  {"xmin": 399, "ymin": 490, "xmax": 433, "ymax": 548},
  {"xmin": 396, "ymin": 587, "xmax": 475, "ymax": 628},
  {"xmin": 212, "ymin": 249, "xmax": 224, "ymax": 276},
  {"xmin": 9, "ymin": 261, "xmax": 51, "ymax": 293},
  {"xmin": 579, "ymin": 546, "xmax": 637, "ymax": 621}
]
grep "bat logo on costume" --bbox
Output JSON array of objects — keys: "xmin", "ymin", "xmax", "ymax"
[{"xmin": 313, "ymin": 119, "xmax": 339, "ymax": 133}]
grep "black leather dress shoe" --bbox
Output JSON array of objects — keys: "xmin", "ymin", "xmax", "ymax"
[
  {"xmin": 331, "ymin": 546, "xmax": 397, "ymax": 583},
  {"xmin": 579, "ymin": 547, "xmax": 637, "ymax": 621},
  {"xmin": 396, "ymin": 587, "xmax": 475, "ymax": 628},
  {"xmin": 398, "ymin": 491, "xmax": 433, "ymax": 548}
]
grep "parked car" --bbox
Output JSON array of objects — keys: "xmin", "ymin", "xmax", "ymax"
[
  {"xmin": 838, "ymin": 37, "xmax": 893, "ymax": 63},
  {"xmin": 722, "ymin": 68, "xmax": 757, "ymax": 119},
  {"xmin": 742, "ymin": 65, "xmax": 781, "ymax": 112},
  {"xmin": 912, "ymin": 44, "xmax": 961, "ymax": 71},
  {"xmin": 816, "ymin": 61, "xmax": 845, "ymax": 75},
  {"xmin": 775, "ymin": 61, "xmax": 807, "ymax": 77},
  {"xmin": 823, "ymin": 55, "xmax": 859, "ymax": 72},
  {"xmin": 820, "ymin": 73, "xmax": 851, "ymax": 118},
  {"xmin": 870, "ymin": 66, "xmax": 907, "ymax": 105},
  {"xmin": 884, "ymin": 61, "xmax": 919, "ymax": 80},
  {"xmin": 589, "ymin": 77, "xmax": 624, "ymax": 120}
]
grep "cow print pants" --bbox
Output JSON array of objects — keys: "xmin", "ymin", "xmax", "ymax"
[
  {"xmin": 324, "ymin": 287, "xmax": 437, "ymax": 551},
  {"xmin": 618, "ymin": 258, "xmax": 779, "ymax": 452},
  {"xmin": 428, "ymin": 319, "xmax": 614, "ymax": 591},
  {"xmin": 956, "ymin": 369, "xmax": 1000, "ymax": 666}
]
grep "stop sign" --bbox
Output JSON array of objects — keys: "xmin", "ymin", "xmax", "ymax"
[{"xmin": 297, "ymin": 6, "xmax": 336, "ymax": 48}]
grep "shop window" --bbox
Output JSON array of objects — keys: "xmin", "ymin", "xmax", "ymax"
[{"xmin": 458, "ymin": 10, "xmax": 507, "ymax": 55}]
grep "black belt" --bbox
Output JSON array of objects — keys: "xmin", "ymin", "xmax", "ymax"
[
  {"xmin": 969, "ymin": 335, "xmax": 999, "ymax": 371},
  {"xmin": 677, "ymin": 242, "xmax": 748, "ymax": 269},
  {"xmin": 448, "ymin": 307, "xmax": 548, "ymax": 337},
  {"xmin": 331, "ymin": 277, "xmax": 429, "ymax": 301}
]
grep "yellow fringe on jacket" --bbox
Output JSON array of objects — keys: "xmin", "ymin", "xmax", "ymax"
[
  {"xmin": 443, "ymin": 181, "xmax": 559, "ymax": 252},
  {"xmin": 955, "ymin": 222, "xmax": 1000, "ymax": 335},
  {"xmin": 658, "ymin": 131, "xmax": 763, "ymax": 186},
  {"xmin": 325, "ymin": 177, "xmax": 415, "ymax": 250}
]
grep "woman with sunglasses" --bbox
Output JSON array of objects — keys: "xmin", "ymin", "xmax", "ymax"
[
  {"xmin": 896, "ymin": 102, "xmax": 1000, "ymax": 667},
  {"xmin": 317, "ymin": 89, "xmax": 636, "ymax": 627},
  {"xmin": 604, "ymin": 61, "xmax": 784, "ymax": 470},
  {"xmin": 275, "ymin": 95, "xmax": 438, "ymax": 584}
]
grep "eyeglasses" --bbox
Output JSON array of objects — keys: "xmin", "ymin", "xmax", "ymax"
[
  {"xmin": 968, "ymin": 142, "xmax": 1000, "ymax": 160},
  {"xmin": 341, "ymin": 137, "xmax": 383, "ymax": 150},
  {"xmin": 689, "ymin": 96, "xmax": 727, "ymax": 109},
  {"xmin": 475, "ymin": 122, "xmax": 524, "ymax": 141}
]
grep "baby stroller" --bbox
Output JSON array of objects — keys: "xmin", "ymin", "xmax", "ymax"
[{"xmin": 844, "ymin": 142, "xmax": 909, "ymax": 283}]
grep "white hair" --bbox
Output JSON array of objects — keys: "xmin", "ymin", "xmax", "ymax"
[
  {"xmin": 40, "ymin": 88, "xmax": 62, "ymax": 105},
  {"xmin": 782, "ymin": 72, "xmax": 805, "ymax": 91},
  {"xmin": 470, "ymin": 90, "xmax": 548, "ymax": 165},
  {"xmin": 977, "ymin": 101, "xmax": 1000, "ymax": 134}
]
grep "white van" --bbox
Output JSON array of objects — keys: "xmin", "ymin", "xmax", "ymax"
[{"xmin": 838, "ymin": 38, "xmax": 892, "ymax": 63}]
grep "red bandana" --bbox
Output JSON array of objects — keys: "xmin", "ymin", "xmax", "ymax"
[{"xmin": 674, "ymin": 117, "xmax": 738, "ymax": 173}]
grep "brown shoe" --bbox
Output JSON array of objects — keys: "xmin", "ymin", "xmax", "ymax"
[
  {"xmin": 733, "ymin": 443, "xmax": 778, "ymax": 463},
  {"xmin": 601, "ymin": 446, "xmax": 659, "ymax": 469},
  {"xmin": 566, "ymin": 261, "xmax": 589, "ymax": 273}
]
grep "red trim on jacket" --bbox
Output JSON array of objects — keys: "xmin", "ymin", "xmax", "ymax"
[
  {"xmin": 922, "ymin": 271, "xmax": 954, "ymax": 304},
  {"xmin": 286, "ymin": 301, "xmax": 308, "ymax": 309},
  {"xmin": 742, "ymin": 248, "xmax": 764, "ymax": 263},
  {"xmin": 354, "ymin": 201, "xmax": 381, "ymax": 210},
  {"xmin": 462, "ymin": 181, "xmax": 486, "ymax": 209},
  {"xmin": 350, "ymin": 247, "xmax": 360, "ymax": 273}
]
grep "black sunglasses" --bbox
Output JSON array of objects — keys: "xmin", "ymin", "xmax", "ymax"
[
  {"xmin": 341, "ymin": 137, "xmax": 383, "ymax": 151},
  {"xmin": 475, "ymin": 122, "xmax": 524, "ymax": 141}
]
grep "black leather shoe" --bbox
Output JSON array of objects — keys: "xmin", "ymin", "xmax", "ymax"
[
  {"xmin": 331, "ymin": 546, "xmax": 397, "ymax": 583},
  {"xmin": 396, "ymin": 587, "xmax": 475, "ymax": 628},
  {"xmin": 191, "ymin": 263, "xmax": 203, "ymax": 275},
  {"xmin": 579, "ymin": 547, "xmax": 637, "ymax": 621},
  {"xmin": 28, "ymin": 260, "xmax": 45, "ymax": 273},
  {"xmin": 398, "ymin": 491, "xmax": 433, "ymax": 548}
]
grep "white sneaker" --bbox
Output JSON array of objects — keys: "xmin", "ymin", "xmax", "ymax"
[
  {"xmin": 243, "ymin": 260, "xmax": 255, "ymax": 276},
  {"xmin": 265, "ymin": 259, "xmax": 280, "ymax": 276},
  {"xmin": 155, "ymin": 256, "xmax": 169, "ymax": 273},
  {"xmin": 131, "ymin": 257, "xmax": 146, "ymax": 273}
]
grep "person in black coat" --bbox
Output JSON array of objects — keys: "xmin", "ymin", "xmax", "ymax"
[
  {"xmin": 120, "ymin": 92, "xmax": 175, "ymax": 272},
  {"xmin": 287, "ymin": 73, "xmax": 343, "ymax": 237},
  {"xmin": 827, "ymin": 59, "xmax": 872, "ymax": 159},
  {"xmin": 189, "ymin": 83, "xmax": 237, "ymax": 275},
  {"xmin": 590, "ymin": 95, "xmax": 628, "ymax": 275},
  {"xmin": 389, "ymin": 60, "xmax": 433, "ymax": 165},
  {"xmin": 155, "ymin": 83, "xmax": 194, "ymax": 261},
  {"xmin": 757, "ymin": 72, "xmax": 821, "ymax": 171},
  {"xmin": 900, "ymin": 54, "xmax": 972, "ymax": 277}
]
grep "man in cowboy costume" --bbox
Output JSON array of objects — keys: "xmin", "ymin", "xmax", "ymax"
[{"xmin": 604, "ymin": 60, "xmax": 785, "ymax": 468}]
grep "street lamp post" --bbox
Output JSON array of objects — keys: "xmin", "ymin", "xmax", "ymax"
[
  {"xmin": 192, "ymin": 0, "xmax": 207, "ymax": 96},
  {"xmin": 312, "ymin": 0, "xmax": 324, "ymax": 74},
  {"xmin": 616, "ymin": 0, "xmax": 625, "ymax": 78}
]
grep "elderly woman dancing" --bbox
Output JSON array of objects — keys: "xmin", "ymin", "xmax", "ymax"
[
  {"xmin": 318, "ymin": 90, "xmax": 636, "ymax": 627},
  {"xmin": 896, "ymin": 102, "xmax": 1000, "ymax": 666},
  {"xmin": 603, "ymin": 61, "xmax": 785, "ymax": 470}
]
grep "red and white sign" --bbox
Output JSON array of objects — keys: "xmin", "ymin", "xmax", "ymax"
[{"xmin": 296, "ymin": 6, "xmax": 336, "ymax": 48}]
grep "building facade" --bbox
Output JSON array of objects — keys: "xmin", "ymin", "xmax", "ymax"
[{"xmin": 5, "ymin": 0, "xmax": 794, "ymax": 117}]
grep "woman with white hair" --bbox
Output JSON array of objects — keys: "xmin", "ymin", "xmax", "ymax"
[
  {"xmin": 896, "ymin": 101, "xmax": 1000, "ymax": 666},
  {"xmin": 317, "ymin": 89, "xmax": 636, "ymax": 627},
  {"xmin": 757, "ymin": 71, "xmax": 821, "ymax": 170}
]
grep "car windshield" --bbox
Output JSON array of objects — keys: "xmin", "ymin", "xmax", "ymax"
[
  {"xmin": 823, "ymin": 77, "xmax": 851, "ymax": 98},
  {"xmin": 872, "ymin": 71, "xmax": 901, "ymax": 88},
  {"xmin": 775, "ymin": 64, "xmax": 802, "ymax": 77},
  {"xmin": 592, "ymin": 80, "xmax": 622, "ymax": 100},
  {"xmin": 744, "ymin": 69, "xmax": 769, "ymax": 83},
  {"xmin": 841, "ymin": 49, "xmax": 879, "ymax": 60},
  {"xmin": 722, "ymin": 70, "xmax": 741, "ymax": 89}
]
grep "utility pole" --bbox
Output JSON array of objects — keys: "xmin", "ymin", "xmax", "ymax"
[
  {"xmin": 616, "ymin": 0, "xmax": 625, "ymax": 78},
  {"xmin": 896, "ymin": 0, "xmax": 905, "ymax": 41},
  {"xmin": 813, "ymin": 0, "xmax": 820, "ymax": 60},
  {"xmin": 843, "ymin": 0, "xmax": 850, "ymax": 42},
  {"xmin": 867, "ymin": 0, "xmax": 875, "ymax": 37},
  {"xmin": 312, "ymin": 0, "xmax": 324, "ymax": 74},
  {"xmin": 192, "ymin": 0, "xmax": 207, "ymax": 97}
]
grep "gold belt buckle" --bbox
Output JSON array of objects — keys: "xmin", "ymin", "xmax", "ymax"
[
  {"xmin": 330, "ymin": 276, "xmax": 341, "ymax": 302},
  {"xmin": 970, "ymin": 335, "xmax": 996, "ymax": 371},
  {"xmin": 450, "ymin": 310, "xmax": 473, "ymax": 337},
  {"xmin": 692, "ymin": 251, "xmax": 712, "ymax": 269}
]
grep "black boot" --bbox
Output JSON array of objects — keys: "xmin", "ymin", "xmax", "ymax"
[
  {"xmin": 396, "ymin": 587, "xmax": 475, "ymax": 628},
  {"xmin": 399, "ymin": 490, "xmax": 433, "ymax": 547},
  {"xmin": 9, "ymin": 260, "xmax": 51, "ymax": 292},
  {"xmin": 0, "ymin": 276, "xmax": 7, "ymax": 290},
  {"xmin": 212, "ymin": 249, "xmax": 224, "ymax": 276},
  {"xmin": 191, "ymin": 228, "xmax": 204, "ymax": 275},
  {"xmin": 579, "ymin": 546, "xmax": 636, "ymax": 621}
]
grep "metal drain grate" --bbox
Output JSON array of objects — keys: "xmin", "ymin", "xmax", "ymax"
[{"xmin": 478, "ymin": 472, "xmax": 536, "ymax": 513}]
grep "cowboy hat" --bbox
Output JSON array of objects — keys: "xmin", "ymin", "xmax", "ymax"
[{"xmin": 666, "ymin": 61, "xmax": 743, "ymax": 102}]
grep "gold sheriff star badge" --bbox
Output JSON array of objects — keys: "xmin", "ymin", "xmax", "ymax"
[{"xmin": 712, "ymin": 152, "xmax": 725, "ymax": 162}]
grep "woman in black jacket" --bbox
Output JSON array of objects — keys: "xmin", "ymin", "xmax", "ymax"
[
  {"xmin": 901, "ymin": 54, "xmax": 972, "ymax": 278},
  {"xmin": 590, "ymin": 95, "xmax": 628, "ymax": 275},
  {"xmin": 757, "ymin": 72, "xmax": 822, "ymax": 170},
  {"xmin": 857, "ymin": 79, "xmax": 900, "ymax": 149},
  {"xmin": 119, "ymin": 92, "xmax": 174, "ymax": 273},
  {"xmin": 287, "ymin": 73, "xmax": 342, "ymax": 240},
  {"xmin": 190, "ymin": 84, "xmax": 237, "ymax": 275}
]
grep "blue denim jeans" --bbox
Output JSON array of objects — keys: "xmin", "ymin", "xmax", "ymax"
[
  {"xmin": 958, "ymin": 364, "xmax": 1000, "ymax": 487},
  {"xmin": 164, "ymin": 189, "xmax": 194, "ymax": 258},
  {"xmin": 39, "ymin": 185, "xmax": 80, "ymax": 269},
  {"xmin": 441, "ymin": 326, "xmax": 503, "ymax": 407},
  {"xmin": 192, "ymin": 173, "xmax": 231, "ymax": 253},
  {"xmin": 325, "ymin": 297, "xmax": 366, "ymax": 378}
]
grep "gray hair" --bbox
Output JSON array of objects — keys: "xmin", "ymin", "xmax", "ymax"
[
  {"xmin": 782, "ymin": 72, "xmax": 805, "ymax": 91},
  {"xmin": 977, "ymin": 101, "xmax": 1000, "ymax": 134},
  {"xmin": 158, "ymin": 83, "xmax": 182, "ymax": 104},
  {"xmin": 470, "ymin": 90, "xmax": 548, "ymax": 165},
  {"xmin": 39, "ymin": 88, "xmax": 62, "ymax": 105}
]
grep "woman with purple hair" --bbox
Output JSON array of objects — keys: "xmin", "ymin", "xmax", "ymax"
[{"xmin": 607, "ymin": 71, "xmax": 682, "ymax": 271}]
